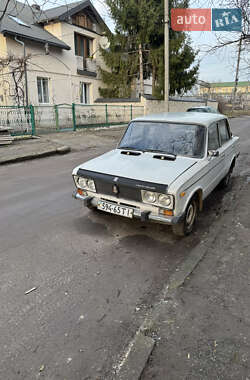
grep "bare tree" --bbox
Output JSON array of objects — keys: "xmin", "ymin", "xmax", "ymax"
[
  {"xmin": 0, "ymin": 54, "xmax": 31, "ymax": 106},
  {"xmin": 0, "ymin": 0, "xmax": 11, "ymax": 23},
  {"xmin": 192, "ymin": 0, "xmax": 249, "ymax": 108},
  {"xmin": 197, "ymin": 0, "xmax": 249, "ymax": 52}
]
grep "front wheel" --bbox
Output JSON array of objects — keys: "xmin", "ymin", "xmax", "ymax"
[
  {"xmin": 220, "ymin": 167, "xmax": 233, "ymax": 189},
  {"xmin": 172, "ymin": 197, "xmax": 198, "ymax": 237}
]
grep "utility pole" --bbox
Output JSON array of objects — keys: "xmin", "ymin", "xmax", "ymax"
[
  {"xmin": 139, "ymin": 43, "xmax": 144, "ymax": 97},
  {"xmin": 164, "ymin": 0, "xmax": 169, "ymax": 111},
  {"xmin": 233, "ymin": 34, "xmax": 243, "ymax": 109}
]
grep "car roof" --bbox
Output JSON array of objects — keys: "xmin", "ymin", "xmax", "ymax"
[{"xmin": 132, "ymin": 112, "xmax": 226, "ymax": 128}]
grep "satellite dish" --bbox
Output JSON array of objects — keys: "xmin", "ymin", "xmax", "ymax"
[{"xmin": 99, "ymin": 36, "xmax": 110, "ymax": 49}]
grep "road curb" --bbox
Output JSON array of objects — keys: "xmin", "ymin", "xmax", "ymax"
[
  {"xmin": 111, "ymin": 179, "xmax": 244, "ymax": 380},
  {"xmin": 56, "ymin": 146, "xmax": 71, "ymax": 154},
  {"xmin": 0, "ymin": 146, "xmax": 71, "ymax": 165},
  {"xmin": 114, "ymin": 332, "xmax": 155, "ymax": 380},
  {"xmin": 111, "ymin": 236, "xmax": 217, "ymax": 380}
]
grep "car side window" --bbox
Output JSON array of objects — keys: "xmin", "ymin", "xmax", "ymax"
[
  {"xmin": 218, "ymin": 119, "xmax": 230, "ymax": 145},
  {"xmin": 208, "ymin": 123, "xmax": 220, "ymax": 150}
]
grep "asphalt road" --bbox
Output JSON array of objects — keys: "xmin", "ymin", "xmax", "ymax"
[{"xmin": 0, "ymin": 116, "xmax": 249, "ymax": 380}]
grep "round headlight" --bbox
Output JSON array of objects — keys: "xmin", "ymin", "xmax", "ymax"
[
  {"xmin": 158, "ymin": 194, "xmax": 171, "ymax": 207},
  {"xmin": 77, "ymin": 177, "xmax": 87, "ymax": 189},
  {"xmin": 144, "ymin": 191, "xmax": 157, "ymax": 203},
  {"xmin": 86, "ymin": 179, "xmax": 95, "ymax": 191}
]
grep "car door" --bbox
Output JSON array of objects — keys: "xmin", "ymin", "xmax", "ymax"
[
  {"xmin": 217, "ymin": 119, "xmax": 234, "ymax": 176},
  {"xmin": 203, "ymin": 122, "xmax": 225, "ymax": 198}
]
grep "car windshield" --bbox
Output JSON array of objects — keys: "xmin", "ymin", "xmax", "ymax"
[{"xmin": 119, "ymin": 121, "xmax": 206, "ymax": 158}]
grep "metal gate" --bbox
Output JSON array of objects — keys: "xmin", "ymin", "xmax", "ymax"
[
  {"xmin": 56, "ymin": 104, "xmax": 73, "ymax": 131},
  {"xmin": 34, "ymin": 104, "xmax": 73, "ymax": 134},
  {"xmin": 0, "ymin": 106, "xmax": 33, "ymax": 136}
]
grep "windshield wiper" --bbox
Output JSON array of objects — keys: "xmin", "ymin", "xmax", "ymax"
[{"xmin": 144, "ymin": 149, "xmax": 176, "ymax": 157}]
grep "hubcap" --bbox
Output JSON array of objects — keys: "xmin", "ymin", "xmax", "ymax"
[{"xmin": 186, "ymin": 202, "xmax": 196, "ymax": 228}]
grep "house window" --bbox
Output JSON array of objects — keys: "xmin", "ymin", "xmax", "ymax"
[
  {"xmin": 74, "ymin": 33, "xmax": 92, "ymax": 58},
  {"xmin": 37, "ymin": 77, "xmax": 49, "ymax": 103},
  {"xmin": 72, "ymin": 13, "xmax": 93, "ymax": 30},
  {"xmin": 80, "ymin": 83, "xmax": 90, "ymax": 104}
]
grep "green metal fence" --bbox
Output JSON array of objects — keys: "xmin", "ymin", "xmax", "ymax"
[
  {"xmin": 0, "ymin": 105, "xmax": 34, "ymax": 136},
  {"xmin": 75, "ymin": 104, "xmax": 107, "ymax": 129},
  {"xmin": 33, "ymin": 104, "xmax": 73, "ymax": 134},
  {"xmin": 0, "ymin": 103, "xmax": 144, "ymax": 136},
  {"xmin": 33, "ymin": 105, "xmax": 57, "ymax": 134},
  {"xmin": 57, "ymin": 104, "xmax": 73, "ymax": 131},
  {"xmin": 74, "ymin": 104, "xmax": 144, "ymax": 129}
]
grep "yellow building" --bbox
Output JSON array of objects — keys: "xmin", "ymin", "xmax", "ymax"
[{"xmin": 199, "ymin": 81, "xmax": 250, "ymax": 97}]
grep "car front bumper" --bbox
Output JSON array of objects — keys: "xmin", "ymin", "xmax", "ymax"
[{"xmin": 73, "ymin": 191, "xmax": 184, "ymax": 226}]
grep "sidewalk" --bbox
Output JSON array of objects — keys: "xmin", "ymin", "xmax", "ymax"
[
  {"xmin": 0, "ymin": 126, "xmax": 125, "ymax": 165},
  {"xmin": 141, "ymin": 177, "xmax": 250, "ymax": 380},
  {"xmin": 0, "ymin": 137, "xmax": 71, "ymax": 165}
]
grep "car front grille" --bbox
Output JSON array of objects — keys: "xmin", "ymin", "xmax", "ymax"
[
  {"xmin": 77, "ymin": 169, "xmax": 168, "ymax": 203},
  {"xmin": 95, "ymin": 178, "xmax": 141, "ymax": 202}
]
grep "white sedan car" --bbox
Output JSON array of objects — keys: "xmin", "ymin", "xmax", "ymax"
[{"xmin": 72, "ymin": 112, "xmax": 240, "ymax": 236}]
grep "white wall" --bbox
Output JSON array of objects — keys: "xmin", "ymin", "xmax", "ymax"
[
  {"xmin": 143, "ymin": 98, "xmax": 218, "ymax": 114},
  {"xmin": 92, "ymin": 97, "xmax": 218, "ymax": 117}
]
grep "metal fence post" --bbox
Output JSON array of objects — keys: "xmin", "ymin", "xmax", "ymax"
[
  {"xmin": 54, "ymin": 105, "xmax": 59, "ymax": 130},
  {"xmin": 130, "ymin": 104, "xmax": 133, "ymax": 120},
  {"xmin": 105, "ymin": 104, "xmax": 108, "ymax": 125},
  {"xmin": 72, "ymin": 103, "xmax": 76, "ymax": 131},
  {"xmin": 30, "ymin": 104, "xmax": 36, "ymax": 136}
]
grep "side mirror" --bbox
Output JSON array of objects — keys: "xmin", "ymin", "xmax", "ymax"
[{"xmin": 208, "ymin": 150, "xmax": 219, "ymax": 157}]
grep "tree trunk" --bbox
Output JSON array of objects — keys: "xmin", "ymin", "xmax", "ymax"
[{"xmin": 233, "ymin": 35, "xmax": 243, "ymax": 109}]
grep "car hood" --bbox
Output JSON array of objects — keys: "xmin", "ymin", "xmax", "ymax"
[{"xmin": 74, "ymin": 149, "xmax": 198, "ymax": 186}]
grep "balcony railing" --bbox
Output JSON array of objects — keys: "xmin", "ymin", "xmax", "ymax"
[{"xmin": 76, "ymin": 56, "xmax": 97, "ymax": 74}]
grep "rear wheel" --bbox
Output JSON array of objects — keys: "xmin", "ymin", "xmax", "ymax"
[{"xmin": 172, "ymin": 197, "xmax": 198, "ymax": 237}]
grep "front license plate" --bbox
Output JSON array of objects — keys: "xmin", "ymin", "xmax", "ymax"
[{"xmin": 97, "ymin": 200, "xmax": 134, "ymax": 218}]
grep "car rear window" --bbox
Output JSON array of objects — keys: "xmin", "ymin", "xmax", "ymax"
[
  {"xmin": 187, "ymin": 108, "xmax": 207, "ymax": 113},
  {"xmin": 208, "ymin": 123, "xmax": 220, "ymax": 150},
  {"xmin": 218, "ymin": 119, "xmax": 230, "ymax": 144}
]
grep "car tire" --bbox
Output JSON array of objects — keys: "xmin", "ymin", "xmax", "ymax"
[
  {"xmin": 172, "ymin": 197, "xmax": 198, "ymax": 237},
  {"xmin": 220, "ymin": 166, "xmax": 233, "ymax": 189}
]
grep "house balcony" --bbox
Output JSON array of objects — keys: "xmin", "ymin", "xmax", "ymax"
[{"xmin": 76, "ymin": 56, "xmax": 97, "ymax": 77}]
